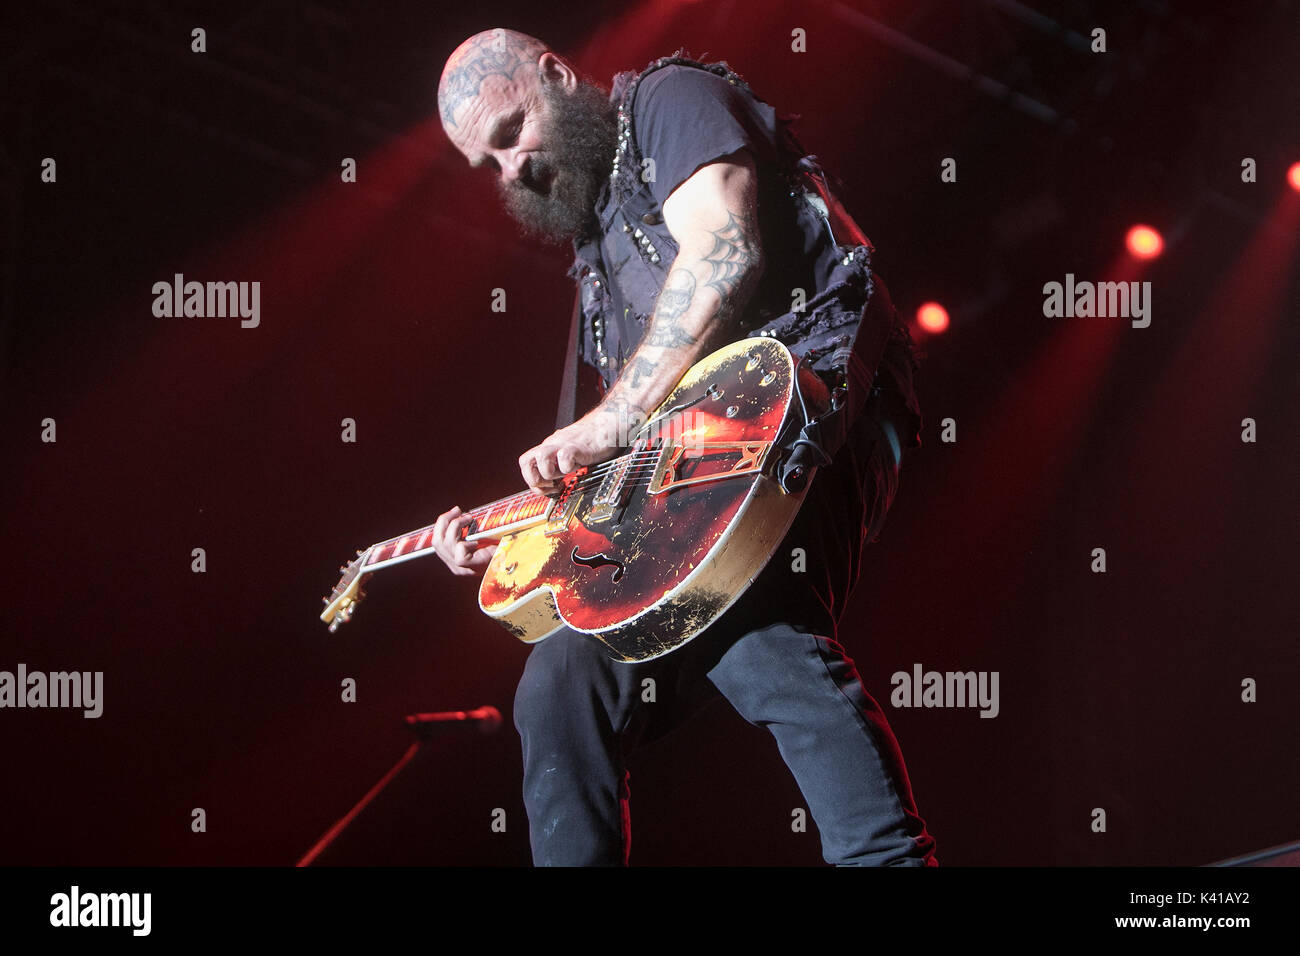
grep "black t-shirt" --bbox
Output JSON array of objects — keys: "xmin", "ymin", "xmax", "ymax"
[
  {"xmin": 634, "ymin": 66, "xmax": 781, "ymax": 208},
  {"xmin": 626, "ymin": 64, "xmax": 923, "ymax": 448}
]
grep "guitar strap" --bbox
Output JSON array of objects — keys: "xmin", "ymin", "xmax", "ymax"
[{"xmin": 555, "ymin": 289, "xmax": 583, "ymax": 430}]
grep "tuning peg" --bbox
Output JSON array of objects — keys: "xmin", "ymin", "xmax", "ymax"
[
  {"xmin": 356, "ymin": 549, "xmax": 364, "ymax": 557},
  {"xmin": 338, "ymin": 565, "xmax": 347, "ymax": 573}
]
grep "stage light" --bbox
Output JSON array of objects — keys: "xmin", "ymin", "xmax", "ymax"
[
  {"xmin": 1288, "ymin": 162, "xmax": 1300, "ymax": 192},
  {"xmin": 1126, "ymin": 224, "xmax": 1164, "ymax": 259},
  {"xmin": 917, "ymin": 301, "xmax": 949, "ymax": 333}
]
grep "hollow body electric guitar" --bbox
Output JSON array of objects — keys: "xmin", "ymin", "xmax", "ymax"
[{"xmin": 320, "ymin": 336, "xmax": 826, "ymax": 662}]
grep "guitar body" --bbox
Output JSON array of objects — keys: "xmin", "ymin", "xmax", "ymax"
[{"xmin": 477, "ymin": 336, "xmax": 810, "ymax": 662}]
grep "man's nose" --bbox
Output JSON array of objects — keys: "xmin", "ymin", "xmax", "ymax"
[{"xmin": 497, "ymin": 150, "xmax": 529, "ymax": 184}]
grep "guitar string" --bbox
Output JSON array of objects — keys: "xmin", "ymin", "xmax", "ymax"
[
  {"xmin": 461, "ymin": 451, "xmax": 722, "ymax": 515},
  {"xmin": 486, "ymin": 441, "xmax": 762, "ymax": 502},
  {"xmin": 363, "ymin": 448, "xmax": 760, "ymax": 554},
  {"xmin": 366, "ymin": 449, "xmax": 688, "ymax": 546},
  {"xmin": 359, "ymin": 458, "xmax": 641, "ymax": 551}
]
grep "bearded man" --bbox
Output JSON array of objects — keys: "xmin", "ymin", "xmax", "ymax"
[{"xmin": 432, "ymin": 27, "xmax": 937, "ymax": 867}]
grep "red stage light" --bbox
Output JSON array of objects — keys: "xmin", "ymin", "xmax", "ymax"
[
  {"xmin": 1288, "ymin": 162, "xmax": 1300, "ymax": 192},
  {"xmin": 1126, "ymin": 224, "xmax": 1164, "ymax": 259},
  {"xmin": 917, "ymin": 301, "xmax": 949, "ymax": 333}
]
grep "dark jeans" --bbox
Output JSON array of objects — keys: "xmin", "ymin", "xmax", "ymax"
[{"xmin": 512, "ymin": 385, "xmax": 938, "ymax": 866}]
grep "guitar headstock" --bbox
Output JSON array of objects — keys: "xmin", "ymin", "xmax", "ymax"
[{"xmin": 320, "ymin": 549, "xmax": 373, "ymax": 632}]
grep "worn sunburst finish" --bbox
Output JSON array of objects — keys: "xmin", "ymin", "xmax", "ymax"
[{"xmin": 478, "ymin": 337, "xmax": 810, "ymax": 662}]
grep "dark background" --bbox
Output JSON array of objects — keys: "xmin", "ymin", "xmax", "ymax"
[{"xmin": 2, "ymin": 0, "xmax": 1297, "ymax": 866}]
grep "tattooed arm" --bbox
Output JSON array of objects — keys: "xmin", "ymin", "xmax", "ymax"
[
  {"xmin": 598, "ymin": 150, "xmax": 764, "ymax": 425},
  {"xmin": 518, "ymin": 151, "xmax": 764, "ymax": 493}
]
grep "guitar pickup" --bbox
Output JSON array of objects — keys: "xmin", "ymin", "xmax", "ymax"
[
  {"xmin": 586, "ymin": 448, "xmax": 639, "ymax": 523},
  {"xmin": 544, "ymin": 471, "xmax": 587, "ymax": 536}
]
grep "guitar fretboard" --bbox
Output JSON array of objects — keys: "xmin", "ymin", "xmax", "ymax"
[
  {"xmin": 462, "ymin": 491, "xmax": 553, "ymax": 539},
  {"xmin": 360, "ymin": 490, "xmax": 554, "ymax": 570}
]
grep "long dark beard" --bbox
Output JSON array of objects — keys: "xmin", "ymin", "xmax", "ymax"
[{"xmin": 497, "ymin": 80, "xmax": 617, "ymax": 244}]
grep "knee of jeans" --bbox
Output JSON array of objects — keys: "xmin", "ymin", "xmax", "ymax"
[{"xmin": 709, "ymin": 624, "xmax": 814, "ymax": 723}]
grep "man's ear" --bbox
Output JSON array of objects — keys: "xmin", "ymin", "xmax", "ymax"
[{"xmin": 537, "ymin": 52, "xmax": 577, "ymax": 92}]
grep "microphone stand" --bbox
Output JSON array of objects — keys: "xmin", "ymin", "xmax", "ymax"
[{"xmin": 295, "ymin": 706, "xmax": 500, "ymax": 867}]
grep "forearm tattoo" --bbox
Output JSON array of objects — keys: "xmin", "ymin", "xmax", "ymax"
[
  {"xmin": 646, "ymin": 269, "xmax": 699, "ymax": 347},
  {"xmin": 599, "ymin": 203, "xmax": 761, "ymax": 422},
  {"xmin": 622, "ymin": 355, "xmax": 658, "ymax": 389}
]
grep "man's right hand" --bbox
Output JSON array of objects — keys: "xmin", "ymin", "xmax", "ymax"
[{"xmin": 432, "ymin": 505, "xmax": 498, "ymax": 576}]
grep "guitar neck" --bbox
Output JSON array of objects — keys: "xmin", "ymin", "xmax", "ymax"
[
  {"xmin": 357, "ymin": 489, "xmax": 555, "ymax": 573},
  {"xmin": 357, "ymin": 449, "xmax": 646, "ymax": 576},
  {"xmin": 461, "ymin": 489, "xmax": 555, "ymax": 542}
]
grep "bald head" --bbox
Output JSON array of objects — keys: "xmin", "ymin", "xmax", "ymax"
[{"xmin": 438, "ymin": 29, "xmax": 550, "ymax": 132}]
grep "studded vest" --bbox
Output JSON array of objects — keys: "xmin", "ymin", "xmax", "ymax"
[{"xmin": 568, "ymin": 53, "xmax": 919, "ymax": 446}]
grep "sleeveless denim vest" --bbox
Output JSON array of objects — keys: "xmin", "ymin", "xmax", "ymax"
[{"xmin": 568, "ymin": 54, "xmax": 910, "ymax": 445}]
